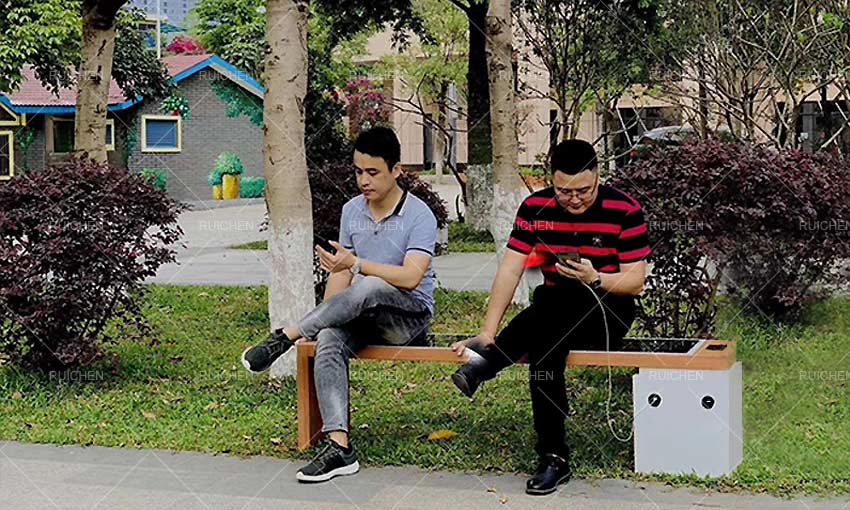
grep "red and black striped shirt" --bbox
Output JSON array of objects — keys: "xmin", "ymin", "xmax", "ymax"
[{"xmin": 507, "ymin": 185, "xmax": 651, "ymax": 287}]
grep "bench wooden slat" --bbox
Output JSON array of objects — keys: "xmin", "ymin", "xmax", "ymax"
[
  {"xmin": 295, "ymin": 340, "xmax": 735, "ymax": 370},
  {"xmin": 295, "ymin": 339, "xmax": 736, "ymax": 450}
]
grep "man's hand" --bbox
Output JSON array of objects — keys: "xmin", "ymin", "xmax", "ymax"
[
  {"xmin": 316, "ymin": 241, "xmax": 357, "ymax": 273},
  {"xmin": 450, "ymin": 332, "xmax": 495, "ymax": 358},
  {"xmin": 555, "ymin": 257, "xmax": 598, "ymax": 285}
]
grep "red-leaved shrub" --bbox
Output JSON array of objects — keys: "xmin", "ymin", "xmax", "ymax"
[
  {"xmin": 0, "ymin": 159, "xmax": 183, "ymax": 370},
  {"xmin": 612, "ymin": 140, "xmax": 850, "ymax": 333}
]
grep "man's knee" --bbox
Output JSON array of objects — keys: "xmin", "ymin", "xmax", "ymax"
[
  {"xmin": 343, "ymin": 275, "xmax": 393, "ymax": 307},
  {"xmin": 352, "ymin": 275, "xmax": 391, "ymax": 294},
  {"xmin": 315, "ymin": 328, "xmax": 350, "ymax": 357}
]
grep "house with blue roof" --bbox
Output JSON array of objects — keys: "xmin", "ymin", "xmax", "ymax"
[{"xmin": 0, "ymin": 54, "xmax": 265, "ymax": 201}]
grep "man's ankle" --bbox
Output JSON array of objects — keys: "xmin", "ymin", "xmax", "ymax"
[
  {"xmin": 328, "ymin": 432, "xmax": 350, "ymax": 451},
  {"xmin": 282, "ymin": 326, "xmax": 302, "ymax": 341}
]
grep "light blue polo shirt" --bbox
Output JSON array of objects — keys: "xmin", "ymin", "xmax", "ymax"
[{"xmin": 339, "ymin": 190, "xmax": 438, "ymax": 313}]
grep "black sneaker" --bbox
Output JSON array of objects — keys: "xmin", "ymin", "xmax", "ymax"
[
  {"xmin": 241, "ymin": 329, "xmax": 294, "ymax": 373},
  {"xmin": 296, "ymin": 440, "xmax": 360, "ymax": 483},
  {"xmin": 526, "ymin": 454, "xmax": 571, "ymax": 495}
]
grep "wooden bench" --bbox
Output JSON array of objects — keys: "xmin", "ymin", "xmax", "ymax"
[{"xmin": 296, "ymin": 338, "xmax": 736, "ymax": 450}]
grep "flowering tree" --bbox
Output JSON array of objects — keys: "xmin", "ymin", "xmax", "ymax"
[
  {"xmin": 340, "ymin": 76, "xmax": 392, "ymax": 138},
  {"xmin": 166, "ymin": 35, "xmax": 205, "ymax": 55}
]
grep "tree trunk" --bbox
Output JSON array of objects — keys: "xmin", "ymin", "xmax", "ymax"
[
  {"xmin": 487, "ymin": 0, "xmax": 529, "ymax": 306},
  {"xmin": 464, "ymin": 0, "xmax": 493, "ymax": 229},
  {"xmin": 265, "ymin": 0, "xmax": 314, "ymax": 379},
  {"xmin": 74, "ymin": 0, "xmax": 125, "ymax": 163},
  {"xmin": 434, "ymin": 83, "xmax": 448, "ymax": 177},
  {"xmin": 697, "ymin": 57, "xmax": 709, "ymax": 139}
]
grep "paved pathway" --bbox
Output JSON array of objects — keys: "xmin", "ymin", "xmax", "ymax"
[
  {"xmin": 146, "ymin": 198, "xmax": 504, "ymax": 291},
  {"xmin": 3, "ymin": 441, "xmax": 844, "ymax": 510}
]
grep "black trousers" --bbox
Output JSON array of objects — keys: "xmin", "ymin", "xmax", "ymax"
[{"xmin": 479, "ymin": 283, "xmax": 635, "ymax": 458}]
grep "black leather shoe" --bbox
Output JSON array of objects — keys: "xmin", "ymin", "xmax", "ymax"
[
  {"xmin": 526, "ymin": 454, "xmax": 571, "ymax": 495},
  {"xmin": 451, "ymin": 363, "xmax": 482, "ymax": 398}
]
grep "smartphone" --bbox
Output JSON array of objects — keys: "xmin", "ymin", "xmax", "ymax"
[
  {"xmin": 313, "ymin": 233, "xmax": 336, "ymax": 254},
  {"xmin": 556, "ymin": 251, "xmax": 581, "ymax": 266}
]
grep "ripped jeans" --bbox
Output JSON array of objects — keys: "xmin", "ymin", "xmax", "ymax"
[{"xmin": 297, "ymin": 275, "xmax": 432, "ymax": 433}]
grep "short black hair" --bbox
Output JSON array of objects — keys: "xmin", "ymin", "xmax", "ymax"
[
  {"xmin": 550, "ymin": 139, "xmax": 598, "ymax": 175},
  {"xmin": 353, "ymin": 126, "xmax": 401, "ymax": 170}
]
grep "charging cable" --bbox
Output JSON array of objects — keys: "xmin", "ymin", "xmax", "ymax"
[{"xmin": 578, "ymin": 280, "xmax": 633, "ymax": 443}]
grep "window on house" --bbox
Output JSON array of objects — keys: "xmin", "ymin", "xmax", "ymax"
[
  {"xmin": 0, "ymin": 105, "xmax": 18, "ymax": 125},
  {"xmin": 142, "ymin": 115, "xmax": 181, "ymax": 153},
  {"xmin": 105, "ymin": 119, "xmax": 115, "ymax": 151},
  {"xmin": 52, "ymin": 117, "xmax": 75, "ymax": 153},
  {"xmin": 794, "ymin": 101, "xmax": 850, "ymax": 154},
  {"xmin": 51, "ymin": 117, "xmax": 116, "ymax": 153},
  {"xmin": 0, "ymin": 131, "xmax": 14, "ymax": 179}
]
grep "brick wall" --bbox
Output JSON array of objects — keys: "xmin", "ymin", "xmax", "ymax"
[{"xmin": 127, "ymin": 71, "xmax": 264, "ymax": 202}]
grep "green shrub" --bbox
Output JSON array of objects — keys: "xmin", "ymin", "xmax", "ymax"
[
  {"xmin": 140, "ymin": 168, "xmax": 166, "ymax": 190},
  {"xmin": 215, "ymin": 152, "xmax": 244, "ymax": 176},
  {"xmin": 208, "ymin": 152, "xmax": 244, "ymax": 186},
  {"xmin": 207, "ymin": 169, "xmax": 222, "ymax": 186},
  {"xmin": 240, "ymin": 176, "xmax": 265, "ymax": 198}
]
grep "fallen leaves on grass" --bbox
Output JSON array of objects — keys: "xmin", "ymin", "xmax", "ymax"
[{"xmin": 427, "ymin": 429, "xmax": 458, "ymax": 441}]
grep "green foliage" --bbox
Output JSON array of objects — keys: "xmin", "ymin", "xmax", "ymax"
[
  {"xmin": 209, "ymin": 152, "xmax": 244, "ymax": 187},
  {"xmin": 160, "ymin": 95, "xmax": 191, "ymax": 119},
  {"xmin": 447, "ymin": 221, "xmax": 495, "ymax": 252},
  {"xmin": 190, "ymin": 0, "xmax": 266, "ymax": 80},
  {"xmin": 239, "ymin": 176, "xmax": 265, "ymax": 198},
  {"xmin": 0, "ymin": 3, "xmax": 172, "ymax": 103},
  {"xmin": 112, "ymin": 8, "xmax": 175, "ymax": 101},
  {"xmin": 376, "ymin": 0, "xmax": 467, "ymax": 103},
  {"xmin": 190, "ymin": 0, "xmax": 418, "ymax": 166},
  {"xmin": 140, "ymin": 168, "xmax": 167, "ymax": 190},
  {"xmin": 14, "ymin": 127, "xmax": 35, "ymax": 170},
  {"xmin": 514, "ymin": 0, "xmax": 664, "ymax": 135},
  {"xmin": 1, "ymin": 284, "xmax": 848, "ymax": 495},
  {"xmin": 120, "ymin": 117, "xmax": 138, "ymax": 167},
  {"xmin": 0, "ymin": 0, "xmax": 80, "ymax": 94},
  {"xmin": 211, "ymin": 79, "xmax": 263, "ymax": 127},
  {"xmin": 207, "ymin": 170, "xmax": 222, "ymax": 187}
]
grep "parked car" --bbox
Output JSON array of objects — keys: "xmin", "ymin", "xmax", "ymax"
[{"xmin": 627, "ymin": 125, "xmax": 732, "ymax": 163}]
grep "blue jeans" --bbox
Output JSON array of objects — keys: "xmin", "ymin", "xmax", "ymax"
[{"xmin": 297, "ymin": 275, "xmax": 432, "ymax": 433}]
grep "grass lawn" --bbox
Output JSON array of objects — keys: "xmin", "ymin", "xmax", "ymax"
[
  {"xmin": 447, "ymin": 221, "xmax": 495, "ymax": 253},
  {"xmin": 230, "ymin": 240, "xmax": 268, "ymax": 250},
  {"xmin": 1, "ymin": 285, "xmax": 848, "ymax": 496}
]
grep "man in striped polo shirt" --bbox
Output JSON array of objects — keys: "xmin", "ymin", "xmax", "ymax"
[{"xmin": 449, "ymin": 139, "xmax": 650, "ymax": 495}]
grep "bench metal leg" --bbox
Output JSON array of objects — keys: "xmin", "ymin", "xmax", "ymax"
[{"xmin": 297, "ymin": 343, "xmax": 322, "ymax": 451}]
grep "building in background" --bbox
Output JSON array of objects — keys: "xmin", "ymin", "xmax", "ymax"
[
  {"xmin": 128, "ymin": 0, "xmax": 198, "ymax": 26},
  {"xmin": 1, "ymin": 55, "xmax": 264, "ymax": 202}
]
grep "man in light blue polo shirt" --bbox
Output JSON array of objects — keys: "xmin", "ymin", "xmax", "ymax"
[{"xmin": 241, "ymin": 127, "xmax": 437, "ymax": 483}]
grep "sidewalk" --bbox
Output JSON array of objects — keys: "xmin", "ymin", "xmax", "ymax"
[
  {"xmin": 2, "ymin": 441, "xmax": 843, "ymax": 510},
  {"xmin": 148, "ymin": 249, "xmax": 501, "ymax": 292},
  {"xmin": 147, "ymin": 201, "xmax": 503, "ymax": 291}
]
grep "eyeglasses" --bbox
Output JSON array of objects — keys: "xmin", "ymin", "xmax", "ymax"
[{"xmin": 554, "ymin": 175, "xmax": 598, "ymax": 199}]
